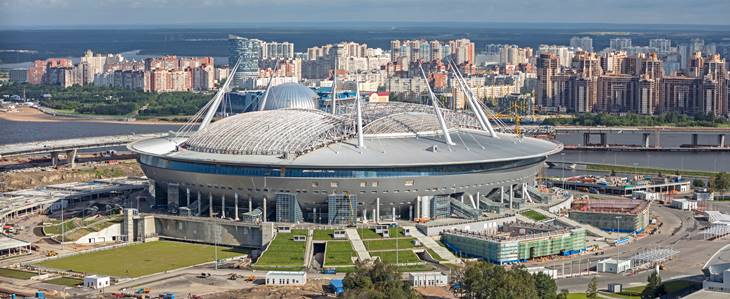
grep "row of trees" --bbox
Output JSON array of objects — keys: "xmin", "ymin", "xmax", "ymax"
[
  {"xmin": 342, "ymin": 260, "xmax": 563, "ymax": 299},
  {"xmin": 543, "ymin": 112, "xmax": 730, "ymax": 127},
  {"xmin": 1, "ymin": 83, "xmax": 212, "ymax": 116}
]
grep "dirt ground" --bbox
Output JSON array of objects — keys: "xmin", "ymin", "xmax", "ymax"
[
  {"xmin": 0, "ymin": 107, "xmax": 184, "ymax": 125},
  {"xmin": 0, "ymin": 160, "xmax": 143, "ymax": 192},
  {"xmin": 203, "ymin": 279, "xmax": 332, "ymax": 299}
]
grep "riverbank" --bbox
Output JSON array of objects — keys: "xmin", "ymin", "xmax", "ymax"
[
  {"xmin": 584, "ymin": 163, "xmax": 719, "ymax": 177},
  {"xmin": 0, "ymin": 107, "xmax": 187, "ymax": 125}
]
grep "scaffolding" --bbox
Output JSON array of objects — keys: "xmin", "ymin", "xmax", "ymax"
[
  {"xmin": 629, "ymin": 247, "xmax": 679, "ymax": 272},
  {"xmin": 696, "ymin": 225, "xmax": 730, "ymax": 240},
  {"xmin": 327, "ymin": 193, "xmax": 357, "ymax": 225},
  {"xmin": 275, "ymin": 193, "xmax": 303, "ymax": 223}
]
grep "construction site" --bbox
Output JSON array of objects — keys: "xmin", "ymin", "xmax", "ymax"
[
  {"xmin": 568, "ymin": 198, "xmax": 651, "ymax": 233},
  {"xmin": 441, "ymin": 221, "xmax": 587, "ymax": 264}
]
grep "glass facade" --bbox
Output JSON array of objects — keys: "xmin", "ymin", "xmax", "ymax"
[
  {"xmin": 228, "ymin": 35, "xmax": 262, "ymax": 87},
  {"xmin": 139, "ymin": 155, "xmax": 545, "ymax": 179}
]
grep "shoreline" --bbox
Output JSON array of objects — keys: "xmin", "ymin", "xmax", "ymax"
[{"xmin": 0, "ymin": 107, "xmax": 188, "ymax": 125}]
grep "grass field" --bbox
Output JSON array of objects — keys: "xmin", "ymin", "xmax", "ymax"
[
  {"xmin": 36, "ymin": 241, "xmax": 245, "ymax": 278},
  {"xmin": 45, "ymin": 277, "xmax": 83, "ymax": 287},
  {"xmin": 0, "ymin": 268, "xmax": 37, "ymax": 280},
  {"xmin": 357, "ymin": 227, "xmax": 406, "ymax": 239},
  {"xmin": 426, "ymin": 248, "xmax": 445, "ymax": 261},
  {"xmin": 358, "ymin": 228, "xmax": 382, "ymax": 239},
  {"xmin": 364, "ymin": 238, "xmax": 416, "ymax": 251},
  {"xmin": 521, "ymin": 209, "xmax": 548, "ymax": 221},
  {"xmin": 371, "ymin": 250, "xmax": 422, "ymax": 264},
  {"xmin": 324, "ymin": 241, "xmax": 355, "ymax": 266},
  {"xmin": 255, "ymin": 231, "xmax": 306, "ymax": 267},
  {"xmin": 43, "ymin": 219, "xmax": 79, "ymax": 236},
  {"xmin": 566, "ymin": 294, "xmax": 587, "ymax": 299},
  {"xmin": 313, "ymin": 229, "xmax": 335, "ymax": 241}
]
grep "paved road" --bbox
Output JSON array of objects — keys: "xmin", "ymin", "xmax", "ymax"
[{"xmin": 549, "ymin": 205, "xmax": 727, "ymax": 292}]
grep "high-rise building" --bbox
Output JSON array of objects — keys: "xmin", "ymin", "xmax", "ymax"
[
  {"xmin": 649, "ymin": 39, "xmax": 672, "ymax": 53},
  {"xmin": 609, "ymin": 38, "xmax": 632, "ymax": 50},
  {"xmin": 570, "ymin": 36, "xmax": 593, "ymax": 52},
  {"xmin": 261, "ymin": 41, "xmax": 295, "ymax": 60},
  {"xmin": 536, "ymin": 53, "xmax": 560, "ymax": 109},
  {"xmin": 229, "ymin": 35, "xmax": 263, "ymax": 88}
]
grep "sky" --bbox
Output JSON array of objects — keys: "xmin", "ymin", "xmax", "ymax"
[{"xmin": 1, "ymin": 0, "xmax": 729, "ymax": 28}]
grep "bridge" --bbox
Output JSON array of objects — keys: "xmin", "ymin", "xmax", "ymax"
[
  {"xmin": 0, "ymin": 133, "xmax": 165, "ymax": 167},
  {"xmin": 555, "ymin": 126, "xmax": 729, "ymax": 149}
]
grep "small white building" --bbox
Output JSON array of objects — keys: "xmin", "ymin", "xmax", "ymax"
[
  {"xmin": 333, "ymin": 230, "xmax": 347, "ymax": 240},
  {"xmin": 526, "ymin": 266, "xmax": 558, "ymax": 279},
  {"xmin": 266, "ymin": 271, "xmax": 307, "ymax": 285},
  {"xmin": 597, "ymin": 258, "xmax": 632, "ymax": 273},
  {"xmin": 633, "ymin": 191, "xmax": 659, "ymax": 201},
  {"xmin": 703, "ymin": 263, "xmax": 730, "ymax": 293},
  {"xmin": 671, "ymin": 198, "xmax": 698, "ymax": 210},
  {"xmin": 408, "ymin": 272, "xmax": 448, "ymax": 287},
  {"xmin": 608, "ymin": 283, "xmax": 623, "ymax": 293},
  {"xmin": 83, "ymin": 275, "xmax": 111, "ymax": 289}
]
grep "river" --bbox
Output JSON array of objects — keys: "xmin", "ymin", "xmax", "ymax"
[{"xmin": 1, "ymin": 118, "xmax": 727, "ymax": 173}]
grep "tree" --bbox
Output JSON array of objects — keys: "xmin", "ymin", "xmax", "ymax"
[
  {"xmin": 642, "ymin": 270, "xmax": 663, "ymax": 299},
  {"xmin": 586, "ymin": 276, "xmax": 598, "ymax": 299},
  {"xmin": 455, "ymin": 262, "xmax": 547, "ymax": 299},
  {"xmin": 556, "ymin": 289, "xmax": 569, "ymax": 299},
  {"xmin": 533, "ymin": 272, "xmax": 557, "ymax": 299},
  {"xmin": 692, "ymin": 178, "xmax": 706, "ymax": 188},
  {"xmin": 343, "ymin": 259, "xmax": 418, "ymax": 299},
  {"xmin": 712, "ymin": 172, "xmax": 730, "ymax": 192}
]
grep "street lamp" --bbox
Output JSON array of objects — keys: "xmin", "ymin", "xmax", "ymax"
[
  {"xmin": 615, "ymin": 216, "xmax": 621, "ymax": 260},
  {"xmin": 561, "ymin": 152, "xmax": 566, "ymax": 189}
]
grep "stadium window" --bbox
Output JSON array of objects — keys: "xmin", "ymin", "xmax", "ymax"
[
  {"xmin": 404, "ymin": 180, "xmax": 414, "ymax": 187},
  {"xmin": 360, "ymin": 182, "xmax": 367, "ymax": 187},
  {"xmin": 311, "ymin": 182, "xmax": 319, "ymax": 188},
  {"xmin": 371, "ymin": 181, "xmax": 379, "ymax": 187},
  {"xmin": 330, "ymin": 182, "xmax": 339, "ymax": 188}
]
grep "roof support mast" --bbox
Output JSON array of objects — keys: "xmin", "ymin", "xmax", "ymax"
[
  {"xmin": 449, "ymin": 58, "xmax": 499, "ymax": 138},
  {"xmin": 448, "ymin": 61, "xmax": 489, "ymax": 132},
  {"xmin": 199, "ymin": 58, "xmax": 242, "ymax": 131},
  {"xmin": 258, "ymin": 60, "xmax": 280, "ymax": 111},
  {"xmin": 331, "ymin": 55, "xmax": 337, "ymax": 115},
  {"xmin": 355, "ymin": 82, "xmax": 365, "ymax": 149},
  {"xmin": 419, "ymin": 63, "xmax": 455, "ymax": 146}
]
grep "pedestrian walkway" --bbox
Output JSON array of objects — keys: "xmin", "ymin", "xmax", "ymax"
[
  {"xmin": 403, "ymin": 226, "xmax": 459, "ymax": 263},
  {"xmin": 345, "ymin": 228, "xmax": 371, "ymax": 260}
]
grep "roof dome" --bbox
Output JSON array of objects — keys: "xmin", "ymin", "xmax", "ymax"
[
  {"xmin": 183, "ymin": 109, "xmax": 351, "ymax": 157},
  {"xmin": 263, "ymin": 82, "xmax": 318, "ymax": 110}
]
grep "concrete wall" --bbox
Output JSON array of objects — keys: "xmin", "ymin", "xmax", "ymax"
[
  {"xmin": 152, "ymin": 215, "xmax": 273, "ymax": 249},
  {"xmin": 74, "ymin": 223, "xmax": 122, "ymax": 245}
]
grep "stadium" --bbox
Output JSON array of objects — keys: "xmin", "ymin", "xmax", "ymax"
[{"xmin": 129, "ymin": 64, "xmax": 562, "ymax": 224}]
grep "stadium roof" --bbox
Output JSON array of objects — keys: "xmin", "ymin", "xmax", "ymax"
[{"xmin": 262, "ymin": 82, "xmax": 318, "ymax": 111}]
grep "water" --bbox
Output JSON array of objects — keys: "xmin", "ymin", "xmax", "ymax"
[
  {"xmin": 0, "ymin": 118, "xmax": 181, "ymax": 145},
  {"xmin": 1, "ymin": 25, "xmax": 729, "ymax": 64},
  {"xmin": 2, "ymin": 117, "xmax": 727, "ymax": 173}
]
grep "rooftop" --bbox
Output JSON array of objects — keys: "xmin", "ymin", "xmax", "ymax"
[{"xmin": 571, "ymin": 199, "xmax": 649, "ymax": 215}]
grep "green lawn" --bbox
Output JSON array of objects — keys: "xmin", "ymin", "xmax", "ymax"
[
  {"xmin": 45, "ymin": 277, "xmax": 83, "ymax": 287},
  {"xmin": 357, "ymin": 227, "xmax": 406, "ymax": 239},
  {"xmin": 324, "ymin": 241, "xmax": 356, "ymax": 266},
  {"xmin": 586, "ymin": 163, "xmax": 717, "ymax": 178},
  {"xmin": 36, "ymin": 241, "xmax": 246, "ymax": 278},
  {"xmin": 364, "ymin": 238, "xmax": 417, "ymax": 251},
  {"xmin": 313, "ymin": 229, "xmax": 336, "ymax": 241},
  {"xmin": 566, "ymin": 294, "xmax": 587, "ymax": 299},
  {"xmin": 0, "ymin": 268, "xmax": 37, "ymax": 280},
  {"xmin": 426, "ymin": 248, "xmax": 446, "ymax": 261},
  {"xmin": 358, "ymin": 228, "xmax": 382, "ymax": 239},
  {"xmin": 255, "ymin": 232, "xmax": 306, "ymax": 267},
  {"xmin": 43, "ymin": 219, "xmax": 79, "ymax": 236},
  {"xmin": 371, "ymin": 250, "xmax": 422, "ymax": 264},
  {"xmin": 521, "ymin": 210, "xmax": 548, "ymax": 221}
]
